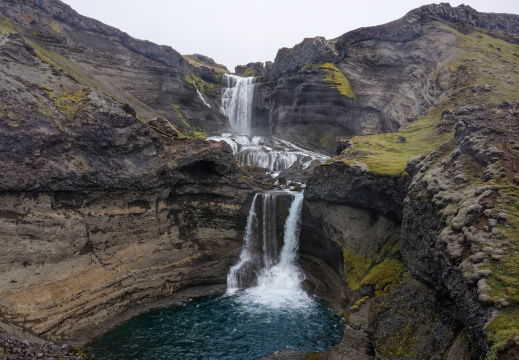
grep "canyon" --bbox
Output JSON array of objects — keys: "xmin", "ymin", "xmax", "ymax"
[{"xmin": 1, "ymin": 1, "xmax": 519, "ymax": 359}]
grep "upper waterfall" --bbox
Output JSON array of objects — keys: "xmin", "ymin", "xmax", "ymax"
[{"xmin": 221, "ymin": 74, "xmax": 256, "ymax": 134}]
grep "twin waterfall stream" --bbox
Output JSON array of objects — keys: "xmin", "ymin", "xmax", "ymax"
[
  {"xmin": 86, "ymin": 75, "xmax": 342, "ymax": 360},
  {"xmin": 221, "ymin": 74, "xmax": 321, "ymax": 305}
]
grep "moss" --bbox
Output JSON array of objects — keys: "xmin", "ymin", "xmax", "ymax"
[
  {"xmin": 182, "ymin": 55, "xmax": 229, "ymax": 74},
  {"xmin": 241, "ymin": 68, "xmax": 256, "ymax": 77},
  {"xmin": 320, "ymin": 62, "xmax": 356, "ymax": 99},
  {"xmin": 50, "ymin": 21, "xmax": 61, "ymax": 35},
  {"xmin": 41, "ymin": 87, "xmax": 90, "ymax": 122},
  {"xmin": 0, "ymin": 16, "xmax": 15, "ymax": 35},
  {"xmin": 337, "ymin": 107, "xmax": 456, "ymax": 177},
  {"xmin": 350, "ymin": 296, "xmax": 370, "ymax": 312},
  {"xmin": 319, "ymin": 131, "xmax": 335, "ymax": 150},
  {"xmin": 343, "ymin": 244, "xmax": 373, "ymax": 290},
  {"xmin": 486, "ymin": 306, "xmax": 519, "ymax": 351},
  {"xmin": 434, "ymin": 22, "xmax": 519, "ymax": 105},
  {"xmin": 171, "ymin": 104, "xmax": 192, "ymax": 129},
  {"xmin": 184, "ymin": 73, "xmax": 217, "ymax": 98},
  {"xmin": 342, "ymin": 312, "xmax": 350, "ymax": 324},
  {"xmin": 28, "ymin": 40, "xmax": 128, "ymax": 107},
  {"xmin": 361, "ymin": 258, "xmax": 405, "ymax": 296}
]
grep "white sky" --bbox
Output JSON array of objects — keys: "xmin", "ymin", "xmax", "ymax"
[{"xmin": 61, "ymin": 0, "xmax": 519, "ymax": 72}]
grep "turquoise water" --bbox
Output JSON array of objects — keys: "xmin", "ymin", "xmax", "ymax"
[{"xmin": 85, "ymin": 291, "xmax": 344, "ymax": 360}]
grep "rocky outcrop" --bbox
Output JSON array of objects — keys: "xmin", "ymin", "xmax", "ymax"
[
  {"xmin": 268, "ymin": 4, "xmax": 519, "ymax": 80},
  {"xmin": 252, "ymin": 4, "xmax": 519, "ymax": 153},
  {"xmin": 303, "ymin": 102, "xmax": 519, "ymax": 359},
  {"xmin": 235, "ymin": 62, "xmax": 266, "ymax": 77},
  {"xmin": 0, "ymin": 3, "xmax": 255, "ymax": 343},
  {"xmin": 0, "ymin": 0, "xmax": 226, "ymax": 132}
]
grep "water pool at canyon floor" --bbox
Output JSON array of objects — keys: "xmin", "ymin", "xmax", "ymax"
[{"xmin": 85, "ymin": 291, "xmax": 344, "ymax": 360}]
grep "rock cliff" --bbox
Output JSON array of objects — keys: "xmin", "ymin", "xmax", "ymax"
[
  {"xmin": 300, "ymin": 20, "xmax": 519, "ymax": 359},
  {"xmin": 251, "ymin": 4, "xmax": 519, "ymax": 153},
  {"xmin": 0, "ymin": 0, "xmax": 254, "ymax": 345},
  {"xmin": 0, "ymin": 0, "xmax": 230, "ymax": 134}
]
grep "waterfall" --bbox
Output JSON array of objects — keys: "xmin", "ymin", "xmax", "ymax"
[
  {"xmin": 227, "ymin": 192, "xmax": 309, "ymax": 307},
  {"xmin": 207, "ymin": 133, "xmax": 328, "ymax": 173},
  {"xmin": 193, "ymin": 81, "xmax": 211, "ymax": 108},
  {"xmin": 227, "ymin": 193, "xmax": 260, "ymax": 290},
  {"xmin": 220, "ymin": 74, "xmax": 256, "ymax": 134},
  {"xmin": 255, "ymin": 193, "xmax": 305, "ymax": 291}
]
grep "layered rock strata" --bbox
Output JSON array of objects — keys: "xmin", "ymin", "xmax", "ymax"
[{"xmin": 302, "ymin": 103, "xmax": 519, "ymax": 359}]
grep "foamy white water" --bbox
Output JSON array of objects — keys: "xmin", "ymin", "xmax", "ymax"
[
  {"xmin": 227, "ymin": 193, "xmax": 259, "ymax": 291},
  {"xmin": 220, "ymin": 74, "xmax": 256, "ymax": 134},
  {"xmin": 228, "ymin": 192, "xmax": 311, "ymax": 309},
  {"xmin": 208, "ymin": 133, "xmax": 328, "ymax": 172}
]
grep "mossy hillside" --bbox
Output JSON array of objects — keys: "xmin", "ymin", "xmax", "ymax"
[
  {"xmin": 40, "ymin": 86, "xmax": 90, "ymax": 122},
  {"xmin": 319, "ymin": 62, "xmax": 356, "ymax": 99},
  {"xmin": 486, "ymin": 181, "xmax": 519, "ymax": 305},
  {"xmin": 332, "ymin": 106, "xmax": 455, "ymax": 177},
  {"xmin": 24, "ymin": 37, "xmax": 159, "ymax": 124},
  {"xmin": 330, "ymin": 24, "xmax": 519, "ymax": 178},
  {"xmin": 182, "ymin": 55, "xmax": 229, "ymax": 74},
  {"xmin": 362, "ymin": 258, "xmax": 405, "ymax": 297},
  {"xmin": 185, "ymin": 72, "xmax": 218, "ymax": 99},
  {"xmin": 435, "ymin": 22, "xmax": 519, "ymax": 106},
  {"xmin": 171, "ymin": 104, "xmax": 207, "ymax": 140},
  {"xmin": 486, "ymin": 306, "xmax": 519, "ymax": 353},
  {"xmin": 484, "ymin": 180, "xmax": 519, "ymax": 351}
]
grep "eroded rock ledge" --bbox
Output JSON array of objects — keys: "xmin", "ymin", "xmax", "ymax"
[
  {"xmin": 0, "ymin": 30, "xmax": 254, "ymax": 342},
  {"xmin": 301, "ymin": 103, "xmax": 519, "ymax": 359}
]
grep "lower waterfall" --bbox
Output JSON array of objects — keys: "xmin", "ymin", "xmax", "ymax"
[{"xmin": 227, "ymin": 192, "xmax": 309, "ymax": 307}]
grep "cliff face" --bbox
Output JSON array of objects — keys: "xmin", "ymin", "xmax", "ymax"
[
  {"xmin": 294, "ymin": 5, "xmax": 519, "ymax": 359},
  {"xmin": 0, "ymin": 1, "xmax": 255, "ymax": 343},
  {"xmin": 250, "ymin": 4, "xmax": 519, "ymax": 153},
  {"xmin": 0, "ymin": 0, "xmax": 229, "ymax": 134},
  {"xmin": 303, "ymin": 103, "xmax": 519, "ymax": 359}
]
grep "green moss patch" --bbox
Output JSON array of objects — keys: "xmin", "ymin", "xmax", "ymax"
[
  {"xmin": 486, "ymin": 306, "xmax": 519, "ymax": 351},
  {"xmin": 435, "ymin": 22, "xmax": 519, "ymax": 106},
  {"xmin": 343, "ymin": 239, "xmax": 403, "ymax": 297},
  {"xmin": 333, "ymin": 107, "xmax": 455, "ymax": 177},
  {"xmin": 320, "ymin": 62, "xmax": 356, "ymax": 99},
  {"xmin": 41, "ymin": 87, "xmax": 90, "ymax": 122},
  {"xmin": 0, "ymin": 16, "xmax": 15, "ymax": 35},
  {"xmin": 343, "ymin": 244, "xmax": 373, "ymax": 291},
  {"xmin": 182, "ymin": 55, "xmax": 228, "ymax": 74},
  {"xmin": 362, "ymin": 258, "xmax": 405, "ymax": 296}
]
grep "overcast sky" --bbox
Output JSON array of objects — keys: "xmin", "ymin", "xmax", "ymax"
[{"xmin": 61, "ymin": 0, "xmax": 519, "ymax": 72}]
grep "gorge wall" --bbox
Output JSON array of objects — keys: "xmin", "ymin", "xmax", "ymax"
[
  {"xmin": 0, "ymin": 3, "xmax": 256, "ymax": 343},
  {"xmin": 245, "ymin": 4, "xmax": 519, "ymax": 154}
]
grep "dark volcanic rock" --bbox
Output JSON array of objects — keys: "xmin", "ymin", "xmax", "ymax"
[
  {"xmin": 0, "ymin": 0, "xmax": 254, "ymax": 345},
  {"xmin": 306, "ymin": 161, "xmax": 408, "ymax": 221},
  {"xmin": 235, "ymin": 62, "xmax": 266, "ymax": 77},
  {"xmin": 0, "ymin": 0, "xmax": 226, "ymax": 132}
]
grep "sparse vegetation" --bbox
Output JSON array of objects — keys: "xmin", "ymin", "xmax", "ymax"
[{"xmin": 320, "ymin": 62, "xmax": 356, "ymax": 99}]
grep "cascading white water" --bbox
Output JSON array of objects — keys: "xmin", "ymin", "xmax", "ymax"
[
  {"xmin": 193, "ymin": 81, "xmax": 211, "ymax": 108},
  {"xmin": 207, "ymin": 133, "xmax": 328, "ymax": 173},
  {"xmin": 227, "ymin": 192, "xmax": 310, "ymax": 308},
  {"xmin": 220, "ymin": 74, "xmax": 256, "ymax": 134},
  {"xmin": 227, "ymin": 193, "xmax": 259, "ymax": 290}
]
